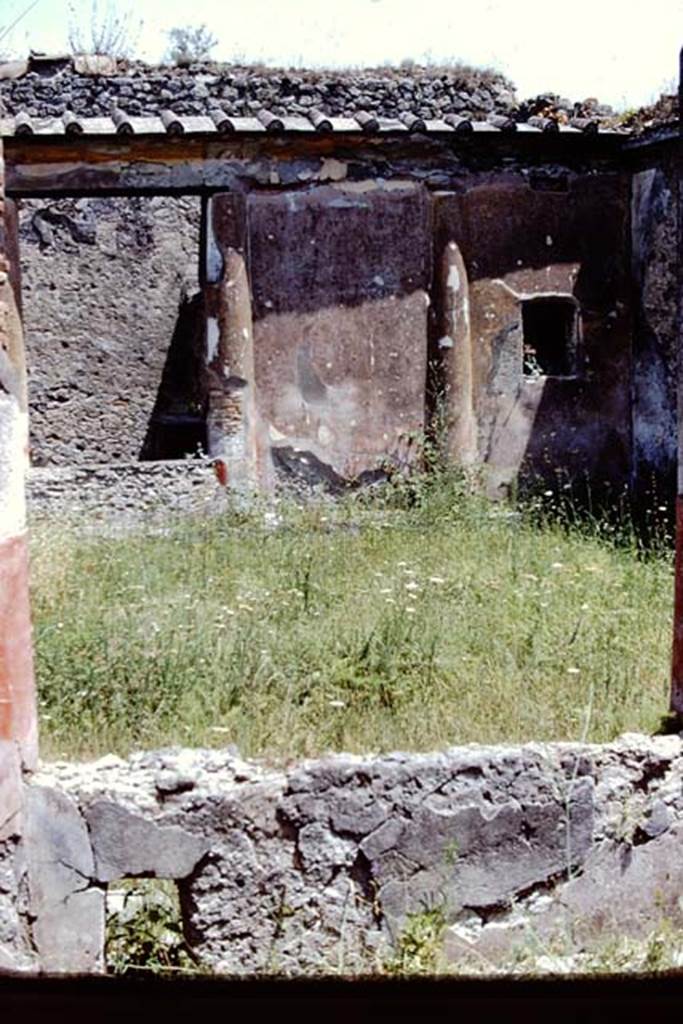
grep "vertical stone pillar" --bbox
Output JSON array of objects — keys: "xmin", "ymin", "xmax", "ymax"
[
  {"xmin": 208, "ymin": 248, "xmax": 260, "ymax": 489},
  {"xmin": 204, "ymin": 193, "xmax": 271, "ymax": 492},
  {"xmin": 439, "ymin": 240, "xmax": 477, "ymax": 465},
  {"xmin": 0, "ymin": 140, "xmax": 37, "ymax": 767}
]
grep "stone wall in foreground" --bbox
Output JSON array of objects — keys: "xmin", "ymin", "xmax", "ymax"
[{"xmin": 2, "ymin": 733, "xmax": 683, "ymax": 975}]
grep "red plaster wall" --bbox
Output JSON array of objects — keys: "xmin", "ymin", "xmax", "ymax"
[
  {"xmin": 0, "ymin": 140, "xmax": 37, "ymax": 767},
  {"xmin": 0, "ymin": 534, "xmax": 36, "ymax": 765}
]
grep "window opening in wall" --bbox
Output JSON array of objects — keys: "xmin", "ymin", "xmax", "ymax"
[{"xmin": 522, "ymin": 296, "xmax": 578, "ymax": 378}]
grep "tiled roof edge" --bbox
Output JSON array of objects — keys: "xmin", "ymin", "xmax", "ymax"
[{"xmin": 0, "ymin": 109, "xmax": 631, "ymax": 138}]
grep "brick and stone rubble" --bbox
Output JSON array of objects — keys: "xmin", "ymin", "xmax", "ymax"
[{"xmin": 26, "ymin": 460, "xmax": 230, "ymax": 525}]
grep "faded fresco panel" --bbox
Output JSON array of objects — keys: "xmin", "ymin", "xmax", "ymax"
[{"xmin": 247, "ymin": 183, "xmax": 431, "ymax": 482}]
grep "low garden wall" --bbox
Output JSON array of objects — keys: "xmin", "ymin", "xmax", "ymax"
[
  {"xmin": 2, "ymin": 733, "xmax": 683, "ymax": 974},
  {"xmin": 26, "ymin": 460, "xmax": 231, "ymax": 524}
]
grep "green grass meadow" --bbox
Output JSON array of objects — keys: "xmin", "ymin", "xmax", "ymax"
[{"xmin": 30, "ymin": 473, "xmax": 675, "ymax": 762}]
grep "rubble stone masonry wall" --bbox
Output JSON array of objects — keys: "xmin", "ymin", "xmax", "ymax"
[
  {"xmin": 0, "ymin": 60, "xmax": 517, "ymax": 121},
  {"xmin": 2, "ymin": 734, "xmax": 683, "ymax": 974},
  {"xmin": 19, "ymin": 195, "xmax": 202, "ymax": 466}
]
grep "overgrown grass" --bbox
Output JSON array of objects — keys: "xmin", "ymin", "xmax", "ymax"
[{"xmin": 30, "ymin": 471, "xmax": 674, "ymax": 762}]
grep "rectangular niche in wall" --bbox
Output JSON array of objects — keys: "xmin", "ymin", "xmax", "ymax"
[{"xmin": 522, "ymin": 296, "xmax": 578, "ymax": 379}]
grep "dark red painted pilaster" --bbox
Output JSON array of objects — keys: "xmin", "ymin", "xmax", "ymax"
[
  {"xmin": 0, "ymin": 137, "xmax": 37, "ymax": 767},
  {"xmin": 0, "ymin": 534, "xmax": 36, "ymax": 764}
]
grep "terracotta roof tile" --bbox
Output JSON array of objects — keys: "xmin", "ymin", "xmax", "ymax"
[{"xmin": 0, "ymin": 107, "xmax": 631, "ymax": 138}]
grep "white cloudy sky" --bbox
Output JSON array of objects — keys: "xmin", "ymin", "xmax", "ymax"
[{"xmin": 0, "ymin": 0, "xmax": 681, "ymax": 110}]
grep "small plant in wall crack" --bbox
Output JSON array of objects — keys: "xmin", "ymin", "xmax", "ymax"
[
  {"xmin": 613, "ymin": 793, "xmax": 649, "ymax": 846},
  {"xmin": 165, "ymin": 24, "xmax": 218, "ymax": 66},
  {"xmin": 385, "ymin": 903, "xmax": 449, "ymax": 976},
  {"xmin": 383, "ymin": 837, "xmax": 460, "ymax": 975},
  {"xmin": 68, "ymin": 0, "xmax": 143, "ymax": 58},
  {"xmin": 443, "ymin": 839, "xmax": 459, "ymax": 868},
  {"xmin": 105, "ymin": 879, "xmax": 201, "ymax": 975},
  {"xmin": 263, "ymin": 886, "xmax": 298, "ymax": 973}
]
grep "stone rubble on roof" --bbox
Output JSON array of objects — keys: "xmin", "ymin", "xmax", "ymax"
[{"xmin": 0, "ymin": 52, "xmax": 645, "ymax": 137}]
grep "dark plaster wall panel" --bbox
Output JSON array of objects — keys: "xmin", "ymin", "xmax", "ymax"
[
  {"xmin": 247, "ymin": 183, "xmax": 432, "ymax": 482},
  {"xmin": 19, "ymin": 196, "xmax": 202, "ymax": 466},
  {"xmin": 631, "ymin": 162, "xmax": 678, "ymax": 513},
  {"xmin": 434, "ymin": 173, "xmax": 632, "ymax": 499}
]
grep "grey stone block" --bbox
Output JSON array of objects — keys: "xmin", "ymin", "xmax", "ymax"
[
  {"xmin": 640, "ymin": 799, "xmax": 672, "ymax": 839},
  {"xmin": 296, "ymin": 822, "xmax": 357, "ymax": 882},
  {"xmin": 85, "ymin": 799, "xmax": 209, "ymax": 882},
  {"xmin": 445, "ymin": 825, "xmax": 683, "ymax": 966},
  {"xmin": 24, "ymin": 785, "xmax": 104, "ymax": 974}
]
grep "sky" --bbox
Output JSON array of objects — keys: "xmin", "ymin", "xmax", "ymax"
[{"xmin": 0, "ymin": 0, "xmax": 681, "ymax": 111}]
